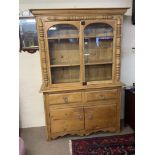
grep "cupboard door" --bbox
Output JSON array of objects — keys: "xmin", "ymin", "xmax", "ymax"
[
  {"xmin": 44, "ymin": 21, "xmax": 81, "ymax": 85},
  {"xmin": 84, "ymin": 104, "xmax": 117, "ymax": 130},
  {"xmin": 50, "ymin": 107, "xmax": 84, "ymax": 133},
  {"xmin": 83, "ymin": 21, "xmax": 115, "ymax": 83}
]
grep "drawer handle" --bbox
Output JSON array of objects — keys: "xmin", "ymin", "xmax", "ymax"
[
  {"xmin": 100, "ymin": 95, "xmax": 105, "ymax": 100},
  {"xmin": 77, "ymin": 114, "xmax": 83, "ymax": 120},
  {"xmin": 63, "ymin": 96, "xmax": 68, "ymax": 103},
  {"xmin": 87, "ymin": 113, "xmax": 93, "ymax": 120}
]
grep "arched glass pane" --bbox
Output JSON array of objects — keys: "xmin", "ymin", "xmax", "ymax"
[
  {"xmin": 84, "ymin": 23, "xmax": 113, "ymax": 82},
  {"xmin": 47, "ymin": 24, "xmax": 80, "ymax": 84},
  {"xmin": 48, "ymin": 24, "xmax": 78, "ymax": 38},
  {"xmin": 84, "ymin": 23, "xmax": 113, "ymax": 38}
]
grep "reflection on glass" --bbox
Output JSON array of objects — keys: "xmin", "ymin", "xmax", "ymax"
[
  {"xmin": 84, "ymin": 38, "xmax": 113, "ymax": 64},
  {"xmin": 84, "ymin": 23, "xmax": 113, "ymax": 38},
  {"xmin": 19, "ymin": 18, "xmax": 38, "ymax": 48}
]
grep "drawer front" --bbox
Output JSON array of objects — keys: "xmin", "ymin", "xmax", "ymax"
[
  {"xmin": 48, "ymin": 92, "xmax": 82, "ymax": 105},
  {"xmin": 85, "ymin": 89, "xmax": 118, "ymax": 102},
  {"xmin": 50, "ymin": 107, "xmax": 84, "ymax": 133}
]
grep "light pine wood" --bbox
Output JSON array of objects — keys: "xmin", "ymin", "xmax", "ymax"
[
  {"xmin": 36, "ymin": 17, "xmax": 49, "ymax": 87},
  {"xmin": 50, "ymin": 64, "xmax": 79, "ymax": 67},
  {"xmin": 49, "ymin": 44, "xmax": 80, "ymax": 65},
  {"xmin": 40, "ymin": 82, "xmax": 124, "ymax": 93},
  {"xmin": 31, "ymin": 8, "xmax": 128, "ymax": 140},
  {"xmin": 51, "ymin": 66, "xmax": 80, "ymax": 84},
  {"xmin": 30, "ymin": 8, "xmax": 128, "ymax": 17},
  {"xmin": 79, "ymin": 20, "xmax": 85, "ymax": 84},
  {"xmin": 85, "ymin": 89, "xmax": 118, "ymax": 102},
  {"xmin": 50, "ymin": 107, "xmax": 84, "ymax": 133},
  {"xmin": 116, "ymin": 87, "xmax": 122, "ymax": 131},
  {"xmin": 51, "ymin": 130, "xmax": 85, "ymax": 140},
  {"xmin": 48, "ymin": 92, "xmax": 82, "ymax": 105},
  {"xmin": 114, "ymin": 16, "xmax": 122, "ymax": 81},
  {"xmin": 85, "ymin": 61, "xmax": 112, "ymax": 65},
  {"xmin": 84, "ymin": 104, "xmax": 117, "ymax": 131},
  {"xmin": 85, "ymin": 64, "xmax": 112, "ymax": 81},
  {"xmin": 43, "ymin": 94, "xmax": 51, "ymax": 140},
  {"xmin": 83, "ymin": 40, "xmax": 113, "ymax": 64}
]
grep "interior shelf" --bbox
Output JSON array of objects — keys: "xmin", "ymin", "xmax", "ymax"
[
  {"xmin": 47, "ymin": 35, "xmax": 113, "ymax": 40},
  {"xmin": 50, "ymin": 64, "xmax": 80, "ymax": 67},
  {"xmin": 85, "ymin": 35, "xmax": 113, "ymax": 39},
  {"xmin": 85, "ymin": 61, "xmax": 112, "ymax": 66},
  {"xmin": 47, "ymin": 35, "xmax": 79, "ymax": 40}
]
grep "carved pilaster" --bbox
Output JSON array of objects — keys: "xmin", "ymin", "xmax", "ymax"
[
  {"xmin": 37, "ymin": 18, "xmax": 49, "ymax": 86},
  {"xmin": 115, "ymin": 17, "xmax": 122, "ymax": 81}
]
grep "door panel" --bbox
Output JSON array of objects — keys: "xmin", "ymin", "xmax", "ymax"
[
  {"xmin": 84, "ymin": 104, "xmax": 117, "ymax": 130},
  {"xmin": 50, "ymin": 107, "xmax": 84, "ymax": 133}
]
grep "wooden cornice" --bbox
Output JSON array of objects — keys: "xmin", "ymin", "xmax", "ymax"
[{"xmin": 30, "ymin": 8, "xmax": 129, "ymax": 17}]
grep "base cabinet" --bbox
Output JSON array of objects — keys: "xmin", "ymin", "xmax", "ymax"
[{"xmin": 44, "ymin": 87, "xmax": 121, "ymax": 140}]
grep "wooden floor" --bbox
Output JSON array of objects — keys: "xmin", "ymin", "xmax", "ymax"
[{"xmin": 20, "ymin": 125, "xmax": 134, "ymax": 155}]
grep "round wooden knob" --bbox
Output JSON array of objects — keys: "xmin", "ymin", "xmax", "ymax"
[
  {"xmin": 78, "ymin": 115, "xmax": 83, "ymax": 120},
  {"xmin": 100, "ymin": 95, "xmax": 105, "ymax": 99},
  {"xmin": 87, "ymin": 114, "xmax": 93, "ymax": 120},
  {"xmin": 63, "ymin": 96, "xmax": 68, "ymax": 103}
]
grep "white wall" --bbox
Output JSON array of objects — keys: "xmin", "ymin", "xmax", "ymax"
[
  {"xmin": 19, "ymin": 0, "xmax": 132, "ymax": 16},
  {"xmin": 19, "ymin": 52, "xmax": 45, "ymax": 128},
  {"xmin": 19, "ymin": 1, "xmax": 134, "ymax": 128},
  {"xmin": 120, "ymin": 16, "xmax": 135, "ymax": 119},
  {"xmin": 121, "ymin": 16, "xmax": 135, "ymax": 86}
]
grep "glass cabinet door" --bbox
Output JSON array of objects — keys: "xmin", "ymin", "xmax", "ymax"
[
  {"xmin": 83, "ymin": 22, "xmax": 114, "ymax": 82},
  {"xmin": 46, "ymin": 23, "xmax": 80, "ymax": 84}
]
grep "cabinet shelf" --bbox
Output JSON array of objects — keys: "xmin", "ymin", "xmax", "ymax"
[
  {"xmin": 47, "ymin": 35, "xmax": 79, "ymax": 40},
  {"xmin": 85, "ymin": 35, "xmax": 113, "ymax": 39},
  {"xmin": 50, "ymin": 64, "xmax": 80, "ymax": 67},
  {"xmin": 47, "ymin": 35, "xmax": 113, "ymax": 40},
  {"xmin": 85, "ymin": 61, "xmax": 112, "ymax": 66}
]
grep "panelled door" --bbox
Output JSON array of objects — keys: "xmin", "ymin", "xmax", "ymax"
[
  {"xmin": 84, "ymin": 104, "xmax": 117, "ymax": 131},
  {"xmin": 50, "ymin": 107, "xmax": 84, "ymax": 133}
]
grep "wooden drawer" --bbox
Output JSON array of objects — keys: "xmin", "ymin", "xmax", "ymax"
[
  {"xmin": 50, "ymin": 107, "xmax": 84, "ymax": 133},
  {"xmin": 48, "ymin": 92, "xmax": 82, "ymax": 105},
  {"xmin": 85, "ymin": 89, "xmax": 118, "ymax": 102}
]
